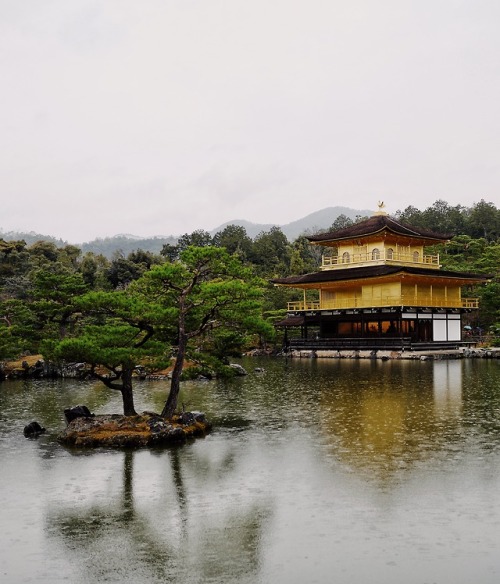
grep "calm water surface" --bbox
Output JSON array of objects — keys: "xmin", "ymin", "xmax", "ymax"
[{"xmin": 1, "ymin": 357, "xmax": 500, "ymax": 584}]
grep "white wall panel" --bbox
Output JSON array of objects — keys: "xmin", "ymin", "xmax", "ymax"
[
  {"xmin": 433, "ymin": 320, "xmax": 447, "ymax": 341},
  {"xmin": 447, "ymin": 319, "xmax": 461, "ymax": 341}
]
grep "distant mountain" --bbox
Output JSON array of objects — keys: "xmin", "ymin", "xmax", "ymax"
[
  {"xmin": 209, "ymin": 219, "xmax": 275, "ymax": 239},
  {"xmin": 0, "ymin": 230, "xmax": 67, "ymax": 247},
  {"xmin": 79, "ymin": 235, "xmax": 177, "ymax": 258},
  {"xmin": 211, "ymin": 206, "xmax": 373, "ymax": 240},
  {"xmin": 0, "ymin": 206, "xmax": 372, "ymax": 257}
]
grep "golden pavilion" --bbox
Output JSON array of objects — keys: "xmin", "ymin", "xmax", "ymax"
[{"xmin": 272, "ymin": 206, "xmax": 490, "ymax": 350}]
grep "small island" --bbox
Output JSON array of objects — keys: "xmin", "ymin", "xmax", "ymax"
[
  {"xmin": 58, "ymin": 411, "xmax": 212, "ymax": 448},
  {"xmin": 4, "ymin": 246, "xmax": 269, "ymax": 448}
]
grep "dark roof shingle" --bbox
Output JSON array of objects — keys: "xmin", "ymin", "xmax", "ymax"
[
  {"xmin": 271, "ymin": 265, "xmax": 491, "ymax": 286},
  {"xmin": 307, "ymin": 215, "xmax": 452, "ymax": 243}
]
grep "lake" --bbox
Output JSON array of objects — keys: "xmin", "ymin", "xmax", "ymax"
[{"xmin": 1, "ymin": 357, "xmax": 500, "ymax": 584}]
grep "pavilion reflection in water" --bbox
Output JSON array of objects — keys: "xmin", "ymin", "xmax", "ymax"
[{"xmin": 318, "ymin": 360, "xmax": 465, "ymax": 477}]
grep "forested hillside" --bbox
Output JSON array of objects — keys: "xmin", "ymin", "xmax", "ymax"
[
  {"xmin": 1, "ymin": 199, "xmax": 499, "ymax": 363},
  {"xmin": 1, "ymin": 205, "xmax": 370, "ymax": 258}
]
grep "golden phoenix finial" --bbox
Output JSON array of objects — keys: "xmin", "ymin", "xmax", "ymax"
[{"xmin": 374, "ymin": 201, "xmax": 387, "ymax": 216}]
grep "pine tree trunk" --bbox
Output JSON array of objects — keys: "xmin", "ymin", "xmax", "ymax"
[
  {"xmin": 162, "ymin": 329, "xmax": 187, "ymax": 419},
  {"xmin": 121, "ymin": 366, "xmax": 137, "ymax": 416}
]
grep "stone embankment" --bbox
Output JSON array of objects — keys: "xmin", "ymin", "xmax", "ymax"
[
  {"xmin": 1, "ymin": 356, "xmax": 249, "ymax": 382},
  {"xmin": 0, "ymin": 355, "xmax": 93, "ymax": 381},
  {"xmin": 286, "ymin": 348, "xmax": 500, "ymax": 361}
]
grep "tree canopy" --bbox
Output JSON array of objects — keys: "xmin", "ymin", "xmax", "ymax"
[
  {"xmin": 134, "ymin": 246, "xmax": 272, "ymax": 417},
  {"xmin": 50, "ymin": 291, "xmax": 166, "ymax": 416},
  {"xmin": 1, "ymin": 197, "xmax": 500, "ymax": 394}
]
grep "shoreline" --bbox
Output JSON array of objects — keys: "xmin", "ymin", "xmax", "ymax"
[
  {"xmin": 284, "ymin": 347, "xmax": 500, "ymax": 361},
  {"xmin": 2, "ymin": 348, "xmax": 500, "ymax": 382}
]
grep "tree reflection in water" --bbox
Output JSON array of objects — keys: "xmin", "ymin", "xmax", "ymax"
[
  {"xmin": 5, "ymin": 358, "xmax": 500, "ymax": 584},
  {"xmin": 46, "ymin": 445, "xmax": 272, "ymax": 584}
]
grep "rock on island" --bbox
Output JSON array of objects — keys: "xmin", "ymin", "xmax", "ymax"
[{"xmin": 58, "ymin": 411, "xmax": 211, "ymax": 448}]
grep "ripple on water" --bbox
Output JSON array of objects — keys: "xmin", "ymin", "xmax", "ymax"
[{"xmin": 1, "ymin": 359, "xmax": 500, "ymax": 583}]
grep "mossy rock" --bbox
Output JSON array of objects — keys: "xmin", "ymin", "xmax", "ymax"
[{"xmin": 58, "ymin": 412, "xmax": 211, "ymax": 448}]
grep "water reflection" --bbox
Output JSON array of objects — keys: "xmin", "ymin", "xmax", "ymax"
[
  {"xmin": 46, "ymin": 442, "xmax": 273, "ymax": 584},
  {"xmin": 433, "ymin": 360, "xmax": 462, "ymax": 417},
  {"xmin": 315, "ymin": 360, "xmax": 478, "ymax": 484},
  {"xmin": 2, "ymin": 358, "xmax": 500, "ymax": 583}
]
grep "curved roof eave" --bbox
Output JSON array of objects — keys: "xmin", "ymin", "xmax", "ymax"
[
  {"xmin": 270, "ymin": 265, "xmax": 493, "ymax": 287},
  {"xmin": 307, "ymin": 215, "xmax": 452, "ymax": 244}
]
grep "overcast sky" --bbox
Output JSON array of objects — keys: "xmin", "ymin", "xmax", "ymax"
[{"xmin": 1, "ymin": 0, "xmax": 499, "ymax": 243}]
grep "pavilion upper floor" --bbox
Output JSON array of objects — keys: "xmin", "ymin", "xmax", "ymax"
[{"xmin": 318, "ymin": 241, "xmax": 440, "ymax": 270}]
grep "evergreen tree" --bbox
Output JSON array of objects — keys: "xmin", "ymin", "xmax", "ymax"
[
  {"xmin": 51, "ymin": 291, "xmax": 165, "ymax": 416},
  {"xmin": 134, "ymin": 246, "xmax": 272, "ymax": 418},
  {"xmin": 250, "ymin": 227, "xmax": 291, "ymax": 277},
  {"xmin": 213, "ymin": 225, "xmax": 253, "ymax": 259},
  {"xmin": 31, "ymin": 267, "xmax": 89, "ymax": 340}
]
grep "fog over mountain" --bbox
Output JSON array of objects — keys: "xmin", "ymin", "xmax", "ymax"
[
  {"xmin": 210, "ymin": 206, "xmax": 372, "ymax": 239},
  {"xmin": 1, "ymin": 206, "xmax": 371, "ymax": 257}
]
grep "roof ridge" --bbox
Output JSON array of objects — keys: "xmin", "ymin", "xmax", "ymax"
[{"xmin": 307, "ymin": 214, "xmax": 451, "ymax": 243}]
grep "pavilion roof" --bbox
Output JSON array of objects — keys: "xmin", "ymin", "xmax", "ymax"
[
  {"xmin": 271, "ymin": 265, "xmax": 492, "ymax": 286},
  {"xmin": 307, "ymin": 214, "xmax": 452, "ymax": 244}
]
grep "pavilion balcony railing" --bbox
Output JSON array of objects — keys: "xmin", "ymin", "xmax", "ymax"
[
  {"xmin": 287, "ymin": 297, "xmax": 479, "ymax": 311},
  {"xmin": 321, "ymin": 251, "xmax": 440, "ymax": 270},
  {"xmin": 287, "ymin": 301, "xmax": 321, "ymax": 311}
]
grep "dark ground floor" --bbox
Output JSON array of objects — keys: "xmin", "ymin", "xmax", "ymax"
[{"xmin": 278, "ymin": 306, "xmax": 477, "ymax": 351}]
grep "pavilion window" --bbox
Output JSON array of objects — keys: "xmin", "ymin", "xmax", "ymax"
[{"xmin": 372, "ymin": 248, "xmax": 380, "ymax": 260}]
